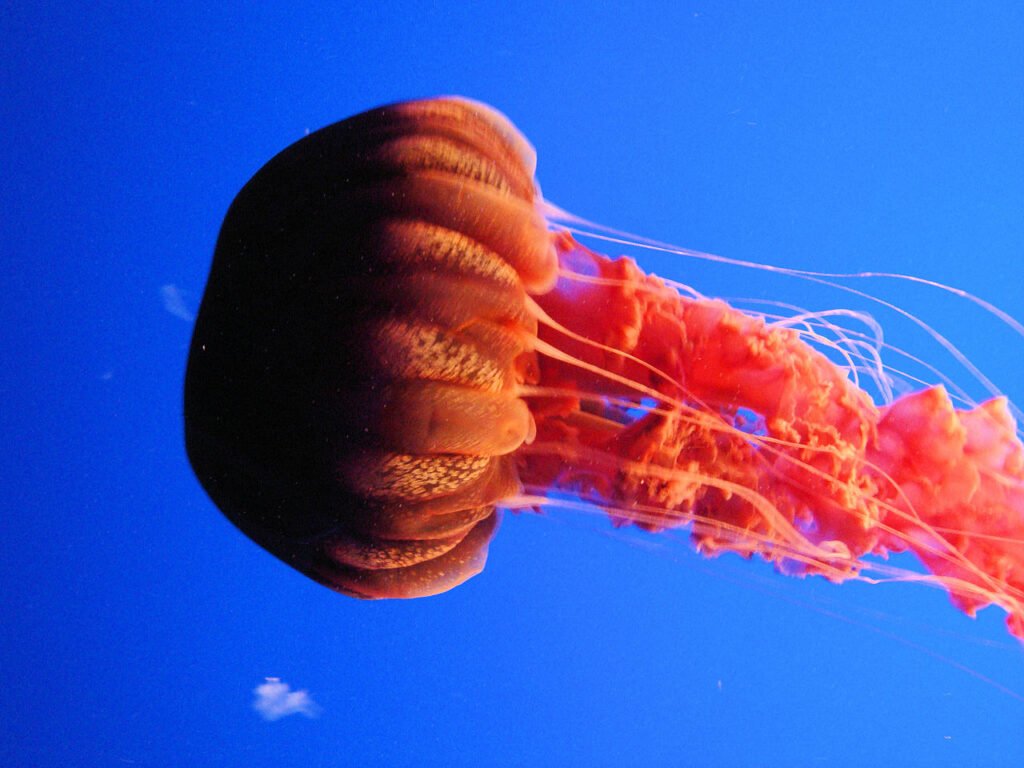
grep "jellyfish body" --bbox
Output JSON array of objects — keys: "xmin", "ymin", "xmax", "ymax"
[{"xmin": 185, "ymin": 97, "xmax": 1024, "ymax": 637}]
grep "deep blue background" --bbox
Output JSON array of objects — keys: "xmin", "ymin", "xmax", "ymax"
[{"xmin": 3, "ymin": 2, "xmax": 1022, "ymax": 766}]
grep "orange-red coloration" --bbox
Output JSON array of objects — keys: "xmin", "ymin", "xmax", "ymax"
[
  {"xmin": 527, "ymin": 235, "xmax": 1024, "ymax": 639},
  {"xmin": 185, "ymin": 97, "xmax": 1024, "ymax": 639}
]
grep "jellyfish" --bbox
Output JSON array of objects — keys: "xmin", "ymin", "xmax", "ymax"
[{"xmin": 184, "ymin": 97, "xmax": 1024, "ymax": 639}]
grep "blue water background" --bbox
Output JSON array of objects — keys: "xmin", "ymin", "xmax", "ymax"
[{"xmin": 3, "ymin": 2, "xmax": 1022, "ymax": 766}]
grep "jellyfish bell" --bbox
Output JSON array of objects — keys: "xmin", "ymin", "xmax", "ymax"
[
  {"xmin": 185, "ymin": 98, "xmax": 553, "ymax": 599},
  {"xmin": 185, "ymin": 97, "xmax": 1024, "ymax": 639}
]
